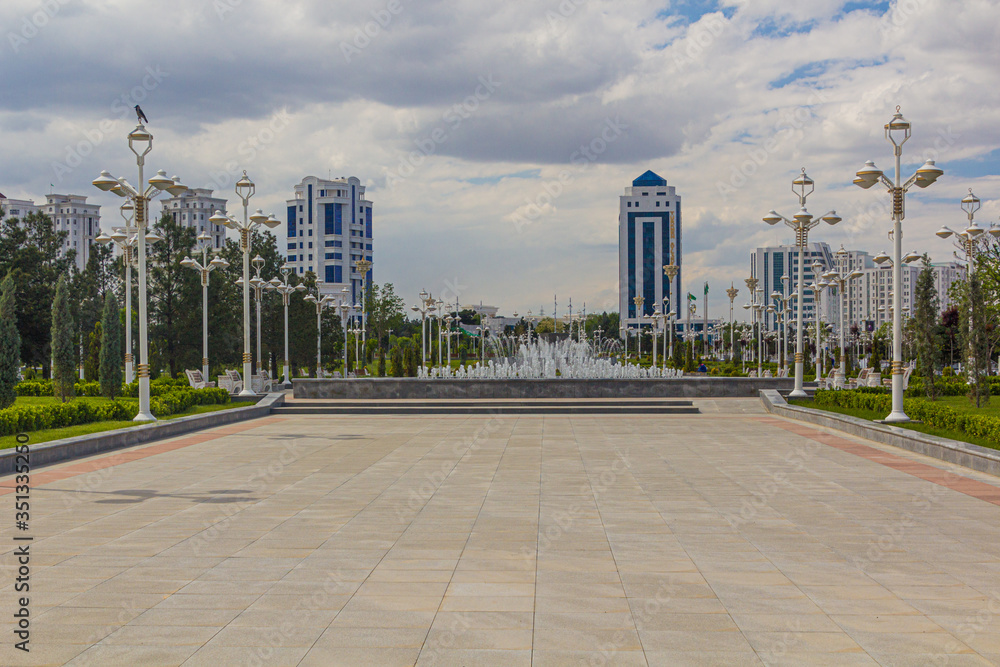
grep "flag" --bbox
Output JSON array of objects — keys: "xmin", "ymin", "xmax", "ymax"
[
  {"xmin": 704, "ymin": 281, "xmax": 709, "ymax": 296},
  {"xmin": 687, "ymin": 293, "xmax": 696, "ymax": 301}
]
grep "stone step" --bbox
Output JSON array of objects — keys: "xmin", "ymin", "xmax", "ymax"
[{"xmin": 273, "ymin": 399, "xmax": 699, "ymax": 415}]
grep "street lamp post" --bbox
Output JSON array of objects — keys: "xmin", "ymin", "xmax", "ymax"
[
  {"xmin": 410, "ymin": 291, "xmax": 436, "ymax": 368},
  {"xmin": 303, "ymin": 284, "xmax": 334, "ymax": 377},
  {"xmin": 93, "ymin": 122, "xmax": 190, "ymax": 421},
  {"xmin": 180, "ymin": 232, "xmax": 229, "ymax": 381},
  {"xmin": 355, "ymin": 258, "xmax": 372, "ymax": 360},
  {"xmin": 764, "ymin": 169, "xmax": 842, "ymax": 397},
  {"xmin": 209, "ymin": 172, "xmax": 281, "ymax": 397},
  {"xmin": 823, "ymin": 248, "xmax": 864, "ymax": 384},
  {"xmin": 726, "ymin": 284, "xmax": 739, "ymax": 363},
  {"xmin": 246, "ymin": 255, "xmax": 266, "ymax": 376},
  {"xmin": 935, "ymin": 189, "xmax": 1000, "ymax": 381},
  {"xmin": 633, "ymin": 295, "xmax": 645, "ymax": 360},
  {"xmin": 337, "ymin": 290, "xmax": 351, "ymax": 373},
  {"xmin": 266, "ymin": 265, "xmax": 300, "ymax": 386},
  {"xmin": 854, "ymin": 107, "xmax": 943, "ymax": 421},
  {"xmin": 808, "ymin": 274, "xmax": 830, "ymax": 382},
  {"xmin": 94, "ymin": 201, "xmax": 139, "ymax": 383}
]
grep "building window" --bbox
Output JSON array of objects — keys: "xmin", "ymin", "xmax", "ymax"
[{"xmin": 308, "ymin": 242, "xmax": 313, "ymax": 249}]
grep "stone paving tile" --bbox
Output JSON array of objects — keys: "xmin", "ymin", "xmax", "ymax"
[{"xmin": 1, "ymin": 404, "xmax": 999, "ymax": 665}]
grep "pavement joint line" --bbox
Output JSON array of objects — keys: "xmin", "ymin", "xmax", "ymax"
[{"xmin": 752, "ymin": 416, "xmax": 1000, "ymax": 506}]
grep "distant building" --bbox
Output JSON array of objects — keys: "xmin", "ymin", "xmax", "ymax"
[
  {"xmin": 619, "ymin": 170, "xmax": 681, "ymax": 330},
  {"xmin": 160, "ymin": 188, "xmax": 228, "ymax": 249},
  {"xmin": 285, "ymin": 176, "xmax": 373, "ymax": 303},
  {"xmin": 749, "ymin": 242, "xmax": 835, "ymax": 330},
  {"xmin": 0, "ymin": 194, "xmax": 39, "ymax": 220},
  {"xmin": 42, "ymin": 194, "xmax": 101, "ymax": 272}
]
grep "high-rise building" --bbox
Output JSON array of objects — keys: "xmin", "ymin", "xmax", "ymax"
[
  {"xmin": 285, "ymin": 176, "xmax": 373, "ymax": 303},
  {"xmin": 752, "ymin": 242, "xmax": 965, "ymax": 335},
  {"xmin": 160, "ymin": 188, "xmax": 228, "ymax": 249},
  {"xmin": 750, "ymin": 242, "xmax": 835, "ymax": 330},
  {"xmin": 618, "ymin": 170, "xmax": 681, "ymax": 329},
  {"xmin": 42, "ymin": 194, "xmax": 101, "ymax": 272}
]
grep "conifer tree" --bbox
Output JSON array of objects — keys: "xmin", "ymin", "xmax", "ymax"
[
  {"xmin": 51, "ymin": 274, "xmax": 76, "ymax": 402},
  {"xmin": 100, "ymin": 292, "xmax": 123, "ymax": 399},
  {"xmin": 0, "ymin": 273, "xmax": 21, "ymax": 409}
]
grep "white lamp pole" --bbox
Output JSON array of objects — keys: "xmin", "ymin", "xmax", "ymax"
[
  {"xmin": 93, "ymin": 124, "xmax": 189, "ymax": 421},
  {"xmin": 94, "ymin": 201, "xmax": 139, "ymax": 383},
  {"xmin": 267, "ymin": 265, "xmax": 301, "ymax": 386},
  {"xmin": 823, "ymin": 249, "xmax": 864, "ymax": 382},
  {"xmin": 726, "ymin": 284, "xmax": 739, "ymax": 362},
  {"xmin": 209, "ymin": 173, "xmax": 281, "ymax": 397},
  {"xmin": 304, "ymin": 283, "xmax": 333, "ymax": 376},
  {"xmin": 180, "ymin": 232, "xmax": 229, "ymax": 380},
  {"xmin": 763, "ymin": 169, "xmax": 842, "ymax": 397},
  {"xmin": 355, "ymin": 258, "xmax": 372, "ymax": 364},
  {"xmin": 854, "ymin": 108, "xmax": 943, "ymax": 421}
]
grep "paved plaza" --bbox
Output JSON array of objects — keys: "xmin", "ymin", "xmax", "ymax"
[{"xmin": 2, "ymin": 399, "xmax": 1000, "ymax": 666}]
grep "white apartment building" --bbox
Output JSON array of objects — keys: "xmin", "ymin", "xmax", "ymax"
[
  {"xmin": 753, "ymin": 242, "xmax": 967, "ymax": 336},
  {"xmin": 43, "ymin": 194, "xmax": 101, "ymax": 272},
  {"xmin": 0, "ymin": 194, "xmax": 39, "ymax": 220},
  {"xmin": 618, "ymin": 170, "xmax": 682, "ymax": 330},
  {"xmin": 749, "ymin": 242, "xmax": 835, "ymax": 330},
  {"xmin": 285, "ymin": 176, "xmax": 373, "ymax": 304},
  {"xmin": 160, "ymin": 188, "xmax": 228, "ymax": 249}
]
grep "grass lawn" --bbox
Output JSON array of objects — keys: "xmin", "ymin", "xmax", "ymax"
[
  {"xmin": 16, "ymin": 395, "xmax": 136, "ymax": 407},
  {"xmin": 0, "ymin": 400, "xmax": 255, "ymax": 450},
  {"xmin": 788, "ymin": 398, "xmax": 1000, "ymax": 452}
]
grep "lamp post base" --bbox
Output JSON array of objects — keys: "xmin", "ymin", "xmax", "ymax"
[
  {"xmin": 881, "ymin": 410, "xmax": 911, "ymax": 424},
  {"xmin": 133, "ymin": 411, "xmax": 157, "ymax": 422},
  {"xmin": 238, "ymin": 388, "xmax": 258, "ymax": 398},
  {"xmin": 788, "ymin": 388, "xmax": 809, "ymax": 399}
]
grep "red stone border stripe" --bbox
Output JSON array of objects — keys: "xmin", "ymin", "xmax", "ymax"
[
  {"xmin": 0, "ymin": 417, "xmax": 286, "ymax": 494},
  {"xmin": 753, "ymin": 416, "xmax": 1000, "ymax": 506}
]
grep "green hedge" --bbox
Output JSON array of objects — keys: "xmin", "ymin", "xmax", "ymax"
[
  {"xmin": 813, "ymin": 390, "xmax": 1000, "ymax": 446},
  {"xmin": 0, "ymin": 387, "xmax": 232, "ymax": 436}
]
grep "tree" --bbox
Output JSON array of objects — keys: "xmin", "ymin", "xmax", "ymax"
[
  {"xmin": 534, "ymin": 317, "xmax": 555, "ymax": 334},
  {"xmin": 51, "ymin": 274, "xmax": 76, "ymax": 402},
  {"xmin": 84, "ymin": 321, "xmax": 102, "ymax": 381},
  {"xmin": 0, "ymin": 211, "xmax": 74, "ymax": 377},
  {"xmin": 0, "ymin": 272, "xmax": 21, "ymax": 408},
  {"xmin": 912, "ymin": 259, "xmax": 941, "ymax": 399},
  {"xmin": 957, "ymin": 272, "xmax": 990, "ymax": 407},
  {"xmin": 100, "ymin": 292, "xmax": 123, "ymax": 399},
  {"xmin": 148, "ymin": 213, "xmax": 199, "ymax": 377},
  {"xmin": 365, "ymin": 282, "xmax": 406, "ymax": 352}
]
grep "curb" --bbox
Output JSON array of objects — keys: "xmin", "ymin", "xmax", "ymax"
[
  {"xmin": 0, "ymin": 393, "xmax": 286, "ymax": 476},
  {"xmin": 759, "ymin": 389, "xmax": 1000, "ymax": 477}
]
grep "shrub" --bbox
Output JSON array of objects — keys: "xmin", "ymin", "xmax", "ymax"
[
  {"xmin": 813, "ymin": 389, "xmax": 1000, "ymax": 446},
  {"xmin": 0, "ymin": 386, "xmax": 232, "ymax": 436}
]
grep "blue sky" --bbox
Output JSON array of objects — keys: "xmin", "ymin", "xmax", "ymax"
[{"xmin": 1, "ymin": 0, "xmax": 998, "ymax": 317}]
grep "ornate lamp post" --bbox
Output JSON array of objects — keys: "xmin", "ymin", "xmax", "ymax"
[
  {"xmin": 807, "ymin": 275, "xmax": 830, "ymax": 381},
  {"xmin": 93, "ymin": 122, "xmax": 189, "ymax": 421},
  {"xmin": 651, "ymin": 308, "xmax": 662, "ymax": 368},
  {"xmin": 763, "ymin": 169, "xmax": 842, "ymax": 397},
  {"xmin": 266, "ymin": 264, "xmax": 300, "ymax": 385},
  {"xmin": 854, "ymin": 107, "xmax": 943, "ymax": 421},
  {"xmin": 410, "ymin": 290, "xmax": 436, "ymax": 368},
  {"xmin": 94, "ymin": 201, "xmax": 139, "ymax": 383},
  {"xmin": 726, "ymin": 284, "xmax": 739, "ymax": 363},
  {"xmin": 355, "ymin": 258, "xmax": 372, "ymax": 360},
  {"xmin": 633, "ymin": 295, "xmax": 645, "ymax": 359},
  {"xmin": 180, "ymin": 232, "xmax": 229, "ymax": 381},
  {"xmin": 935, "ymin": 189, "xmax": 1000, "ymax": 381},
  {"xmin": 209, "ymin": 172, "xmax": 280, "ymax": 397},
  {"xmin": 338, "ymin": 288, "xmax": 351, "ymax": 373},
  {"xmin": 239, "ymin": 254, "xmax": 267, "ymax": 377},
  {"xmin": 823, "ymin": 248, "xmax": 864, "ymax": 384},
  {"xmin": 303, "ymin": 284, "xmax": 334, "ymax": 377}
]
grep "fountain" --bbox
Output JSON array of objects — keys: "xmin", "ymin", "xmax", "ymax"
[{"xmin": 417, "ymin": 334, "xmax": 682, "ymax": 379}]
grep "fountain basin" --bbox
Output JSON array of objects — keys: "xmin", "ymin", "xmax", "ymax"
[{"xmin": 292, "ymin": 377, "xmax": 794, "ymax": 400}]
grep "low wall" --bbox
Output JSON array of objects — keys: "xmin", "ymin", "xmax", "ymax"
[
  {"xmin": 760, "ymin": 390, "xmax": 1000, "ymax": 477},
  {"xmin": 293, "ymin": 377, "xmax": 795, "ymax": 399},
  {"xmin": 0, "ymin": 393, "xmax": 285, "ymax": 476}
]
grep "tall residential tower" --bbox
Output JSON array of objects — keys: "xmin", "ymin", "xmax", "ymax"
[{"xmin": 618, "ymin": 170, "xmax": 681, "ymax": 329}]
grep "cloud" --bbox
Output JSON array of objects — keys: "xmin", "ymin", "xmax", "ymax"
[{"xmin": 1, "ymin": 0, "xmax": 999, "ymax": 318}]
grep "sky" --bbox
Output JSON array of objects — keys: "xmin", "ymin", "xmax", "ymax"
[{"xmin": 1, "ymin": 0, "xmax": 999, "ymax": 317}]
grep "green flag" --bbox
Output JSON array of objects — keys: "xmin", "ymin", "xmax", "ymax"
[
  {"xmin": 704, "ymin": 281, "xmax": 709, "ymax": 296},
  {"xmin": 687, "ymin": 293, "xmax": 696, "ymax": 301}
]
